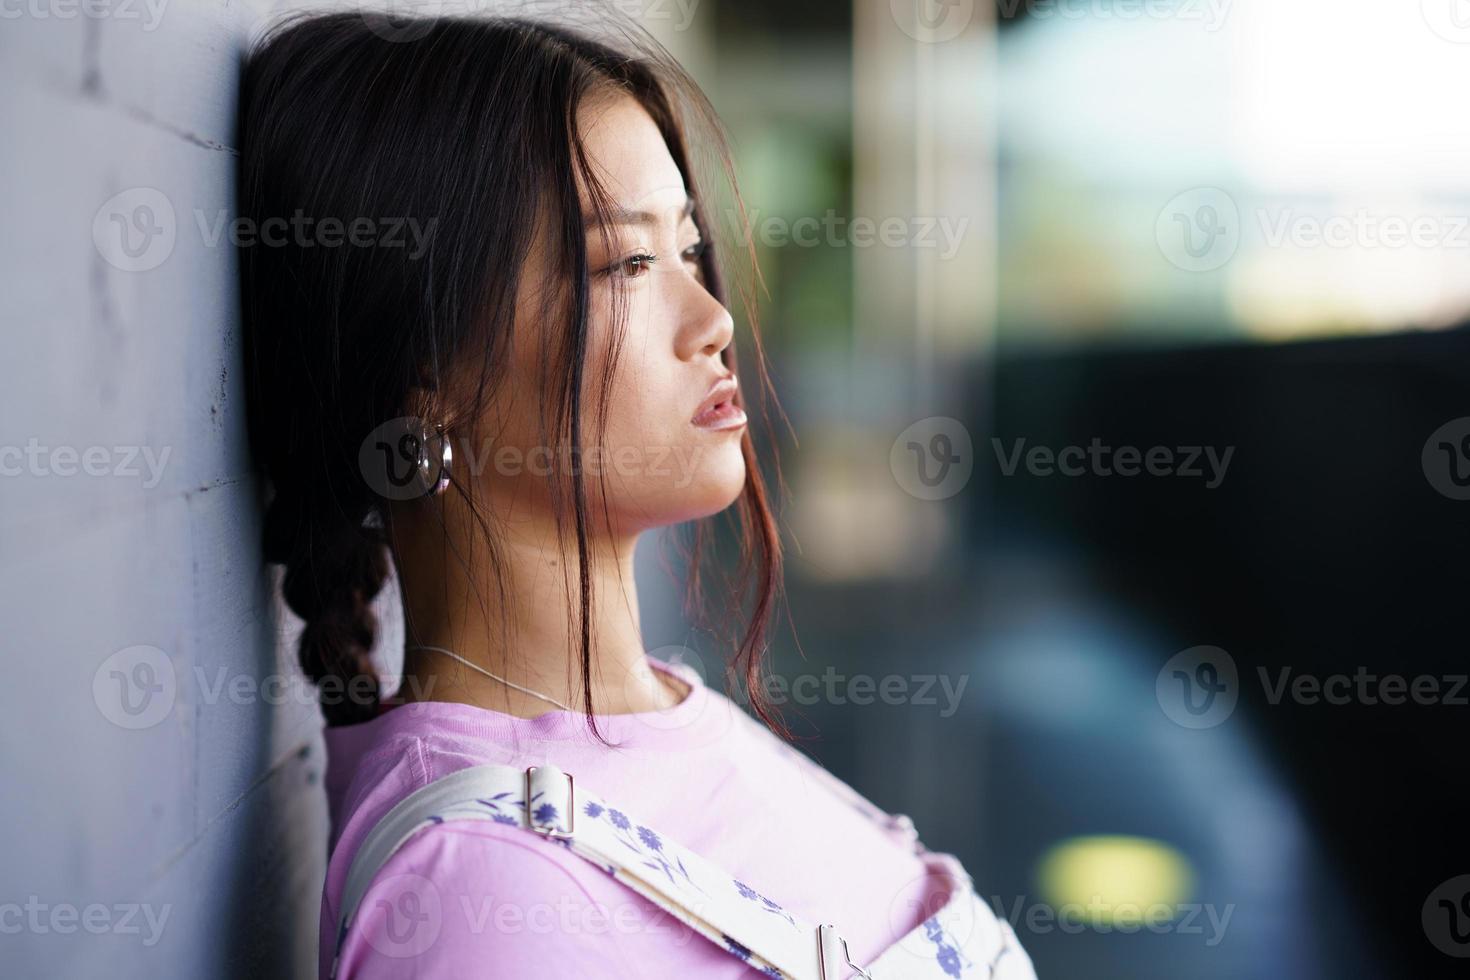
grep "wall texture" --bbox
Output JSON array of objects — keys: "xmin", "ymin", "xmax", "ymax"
[
  {"xmin": 0, "ymin": 4, "xmax": 699, "ymax": 977},
  {"xmin": 0, "ymin": 2, "xmax": 336, "ymax": 977}
]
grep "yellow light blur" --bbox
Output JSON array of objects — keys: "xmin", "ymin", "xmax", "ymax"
[{"xmin": 1036, "ymin": 835, "xmax": 1195, "ymax": 929}]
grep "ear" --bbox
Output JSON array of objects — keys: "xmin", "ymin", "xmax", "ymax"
[{"xmin": 401, "ymin": 384, "xmax": 439, "ymax": 428}]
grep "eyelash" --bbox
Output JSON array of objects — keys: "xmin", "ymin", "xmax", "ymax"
[{"xmin": 605, "ymin": 240, "xmax": 708, "ymax": 279}]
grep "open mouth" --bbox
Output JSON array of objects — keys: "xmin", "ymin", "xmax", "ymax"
[{"xmin": 692, "ymin": 397, "xmax": 747, "ymax": 430}]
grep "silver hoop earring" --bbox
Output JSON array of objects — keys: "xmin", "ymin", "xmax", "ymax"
[{"xmin": 417, "ymin": 424, "xmax": 452, "ymax": 497}]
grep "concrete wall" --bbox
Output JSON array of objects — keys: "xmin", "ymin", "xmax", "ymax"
[
  {"xmin": 0, "ymin": 3, "xmax": 703, "ymax": 977},
  {"xmin": 0, "ymin": 2, "xmax": 335, "ymax": 976}
]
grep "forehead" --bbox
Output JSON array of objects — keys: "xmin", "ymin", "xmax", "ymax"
[{"xmin": 574, "ymin": 91, "xmax": 688, "ymax": 219}]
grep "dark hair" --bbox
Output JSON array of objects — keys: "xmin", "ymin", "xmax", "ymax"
[{"xmin": 237, "ymin": 9, "xmax": 786, "ymax": 735}]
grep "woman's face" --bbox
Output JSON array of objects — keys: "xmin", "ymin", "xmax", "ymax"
[{"xmin": 473, "ymin": 91, "xmax": 748, "ymax": 537}]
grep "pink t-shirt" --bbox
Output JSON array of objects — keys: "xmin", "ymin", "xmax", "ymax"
[{"xmin": 319, "ymin": 655, "xmax": 957, "ymax": 979}]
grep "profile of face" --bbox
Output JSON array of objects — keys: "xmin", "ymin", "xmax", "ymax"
[{"xmin": 461, "ymin": 91, "xmax": 748, "ymax": 538}]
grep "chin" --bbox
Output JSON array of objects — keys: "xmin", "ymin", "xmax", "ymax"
[
  {"xmin": 689, "ymin": 473, "xmax": 747, "ymax": 519},
  {"xmin": 635, "ymin": 451, "xmax": 747, "ymax": 528},
  {"xmin": 690, "ymin": 440, "xmax": 748, "ymax": 510}
]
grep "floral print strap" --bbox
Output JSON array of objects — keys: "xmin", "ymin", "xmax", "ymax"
[{"xmin": 332, "ymin": 763, "xmax": 1036, "ymax": 980}]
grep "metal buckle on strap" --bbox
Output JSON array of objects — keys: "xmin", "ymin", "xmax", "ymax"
[
  {"xmin": 818, "ymin": 923, "xmax": 874, "ymax": 980},
  {"xmin": 525, "ymin": 766, "xmax": 575, "ymax": 839}
]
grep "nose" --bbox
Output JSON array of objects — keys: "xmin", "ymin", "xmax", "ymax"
[{"xmin": 674, "ymin": 273, "xmax": 734, "ymax": 363}]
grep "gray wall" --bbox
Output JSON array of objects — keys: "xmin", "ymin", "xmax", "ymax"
[
  {"xmin": 0, "ymin": 2, "xmax": 334, "ymax": 977},
  {"xmin": 0, "ymin": 4, "xmax": 698, "ymax": 977}
]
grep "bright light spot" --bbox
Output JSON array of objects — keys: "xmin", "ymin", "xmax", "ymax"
[{"xmin": 1036, "ymin": 835, "xmax": 1196, "ymax": 928}]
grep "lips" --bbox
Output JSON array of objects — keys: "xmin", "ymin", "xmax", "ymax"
[{"xmin": 691, "ymin": 374, "xmax": 747, "ymax": 430}]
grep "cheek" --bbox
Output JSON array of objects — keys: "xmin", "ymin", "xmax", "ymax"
[
  {"xmin": 581, "ymin": 286, "xmax": 746, "ymax": 523},
  {"xmin": 596, "ymin": 350, "xmax": 669, "ymax": 458},
  {"xmin": 598, "ymin": 396, "xmax": 748, "ymax": 527},
  {"xmin": 590, "ymin": 352, "xmax": 745, "ymax": 520},
  {"xmin": 587, "ymin": 287, "xmax": 663, "ymax": 442}
]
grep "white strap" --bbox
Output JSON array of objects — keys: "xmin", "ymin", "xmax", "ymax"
[
  {"xmin": 331, "ymin": 763, "xmax": 1025, "ymax": 980},
  {"xmin": 332, "ymin": 764, "xmax": 575, "ymax": 964},
  {"xmin": 331, "ymin": 763, "xmax": 831, "ymax": 979}
]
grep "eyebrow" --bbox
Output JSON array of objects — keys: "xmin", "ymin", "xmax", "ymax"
[{"xmin": 586, "ymin": 196, "xmax": 697, "ymax": 227}]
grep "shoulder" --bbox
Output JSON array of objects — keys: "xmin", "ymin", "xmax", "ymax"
[
  {"xmin": 331, "ymin": 818, "xmax": 681, "ymax": 979},
  {"xmin": 323, "ymin": 720, "xmax": 659, "ymax": 979}
]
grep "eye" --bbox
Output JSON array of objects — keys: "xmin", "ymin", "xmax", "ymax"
[
  {"xmin": 681, "ymin": 240, "xmax": 708, "ymax": 265},
  {"xmin": 613, "ymin": 251, "xmax": 656, "ymax": 278}
]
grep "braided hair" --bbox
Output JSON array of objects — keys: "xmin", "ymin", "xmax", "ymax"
[{"xmin": 260, "ymin": 480, "xmax": 389, "ymax": 725}]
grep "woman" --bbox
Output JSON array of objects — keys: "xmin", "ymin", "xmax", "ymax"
[{"xmin": 239, "ymin": 9, "xmax": 1034, "ymax": 978}]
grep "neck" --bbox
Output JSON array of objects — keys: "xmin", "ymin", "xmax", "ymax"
[{"xmin": 387, "ymin": 496, "xmax": 686, "ymax": 718}]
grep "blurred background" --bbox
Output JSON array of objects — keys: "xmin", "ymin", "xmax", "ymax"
[
  {"xmin": 637, "ymin": 2, "xmax": 1470, "ymax": 979},
  {"xmin": 3, "ymin": 0, "xmax": 1469, "ymax": 977}
]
